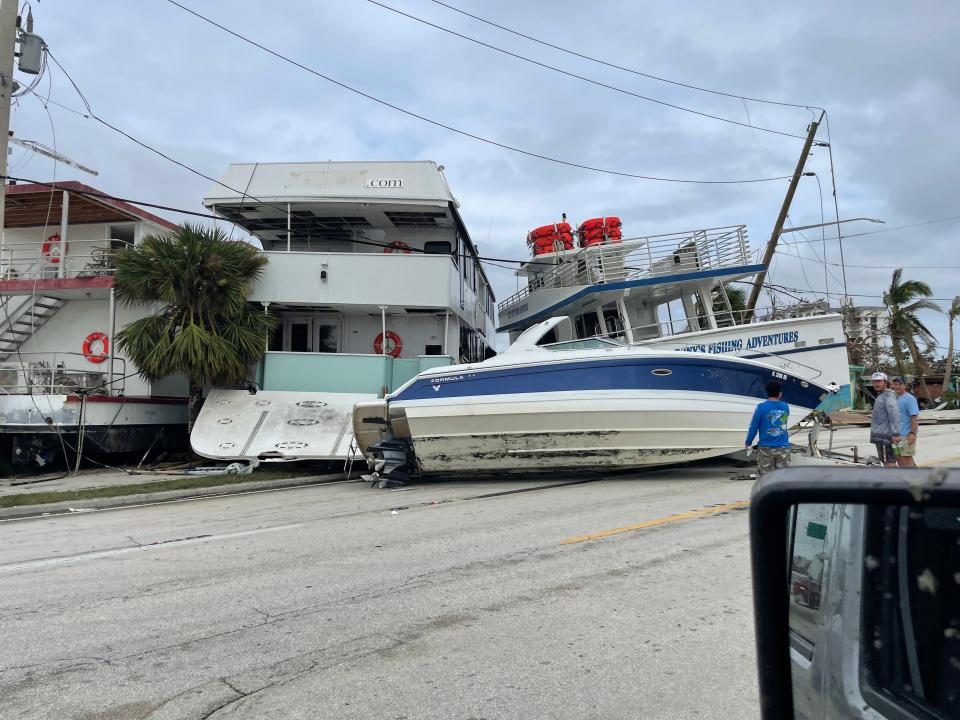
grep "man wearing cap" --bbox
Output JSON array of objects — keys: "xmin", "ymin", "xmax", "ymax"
[
  {"xmin": 869, "ymin": 372, "xmax": 901, "ymax": 468},
  {"xmin": 891, "ymin": 376, "xmax": 920, "ymax": 467}
]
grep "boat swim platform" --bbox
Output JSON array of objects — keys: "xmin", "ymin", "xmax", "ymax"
[{"xmin": 191, "ymin": 389, "xmax": 375, "ymax": 462}]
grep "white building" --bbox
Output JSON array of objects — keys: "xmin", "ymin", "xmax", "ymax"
[{"xmin": 0, "ymin": 181, "xmax": 188, "ymax": 471}]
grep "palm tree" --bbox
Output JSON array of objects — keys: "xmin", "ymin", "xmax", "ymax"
[
  {"xmin": 702, "ymin": 283, "xmax": 747, "ymax": 327},
  {"xmin": 943, "ymin": 295, "xmax": 960, "ymax": 399},
  {"xmin": 883, "ymin": 269, "xmax": 940, "ymax": 401},
  {"xmin": 114, "ymin": 223, "xmax": 276, "ymax": 427}
]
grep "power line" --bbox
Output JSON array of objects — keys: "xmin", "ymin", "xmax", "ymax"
[
  {"xmin": 162, "ymin": 0, "xmax": 793, "ymax": 185},
  {"xmin": 427, "ymin": 0, "xmax": 823, "ymax": 111},
  {"xmin": 784, "ymin": 215, "xmax": 960, "ymax": 245},
  {"xmin": 1, "ymin": 173, "xmax": 550, "ymax": 268},
  {"xmin": 11, "ymin": 174, "xmax": 960, "ymax": 280},
  {"xmin": 368, "ymin": 0, "xmax": 808, "ymax": 141},
  {"xmin": 750, "ymin": 280, "xmax": 955, "ymax": 304}
]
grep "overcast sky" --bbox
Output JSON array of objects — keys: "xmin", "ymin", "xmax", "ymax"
[{"xmin": 11, "ymin": 0, "xmax": 960, "ymax": 353}]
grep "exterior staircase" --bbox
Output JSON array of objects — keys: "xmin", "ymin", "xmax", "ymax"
[{"xmin": 0, "ymin": 296, "xmax": 65, "ymax": 361}]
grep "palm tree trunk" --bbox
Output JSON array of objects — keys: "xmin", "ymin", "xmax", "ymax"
[
  {"xmin": 188, "ymin": 379, "xmax": 203, "ymax": 433},
  {"xmin": 904, "ymin": 333, "xmax": 932, "ymax": 402},
  {"xmin": 891, "ymin": 335, "xmax": 908, "ymax": 377},
  {"xmin": 943, "ymin": 319, "xmax": 955, "ymax": 399}
]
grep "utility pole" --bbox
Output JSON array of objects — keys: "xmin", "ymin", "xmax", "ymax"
[
  {"xmin": 0, "ymin": 0, "xmax": 19, "ymax": 239},
  {"xmin": 743, "ymin": 110, "xmax": 825, "ymax": 322}
]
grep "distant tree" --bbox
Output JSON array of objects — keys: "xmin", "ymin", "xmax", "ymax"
[
  {"xmin": 943, "ymin": 295, "xmax": 960, "ymax": 399},
  {"xmin": 883, "ymin": 269, "xmax": 940, "ymax": 401},
  {"xmin": 710, "ymin": 283, "xmax": 747, "ymax": 326},
  {"xmin": 114, "ymin": 223, "xmax": 276, "ymax": 427}
]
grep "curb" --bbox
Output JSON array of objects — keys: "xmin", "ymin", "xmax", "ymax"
[{"xmin": 0, "ymin": 473, "xmax": 347, "ymax": 520}]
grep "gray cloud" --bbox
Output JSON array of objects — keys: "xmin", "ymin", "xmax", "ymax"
[{"xmin": 11, "ymin": 0, "xmax": 959, "ymax": 351}]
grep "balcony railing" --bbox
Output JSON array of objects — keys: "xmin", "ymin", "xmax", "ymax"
[
  {"xmin": 498, "ymin": 225, "xmax": 750, "ymax": 315},
  {"xmin": 0, "ymin": 241, "xmax": 120, "ymax": 280},
  {"xmin": 0, "ymin": 352, "xmax": 127, "ymax": 395}
]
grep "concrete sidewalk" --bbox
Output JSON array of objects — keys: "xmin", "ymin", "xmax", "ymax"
[{"xmin": 0, "ymin": 465, "xmax": 346, "ymax": 520}]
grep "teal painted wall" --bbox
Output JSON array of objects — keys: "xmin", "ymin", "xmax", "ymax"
[{"xmin": 261, "ymin": 353, "xmax": 453, "ymax": 394}]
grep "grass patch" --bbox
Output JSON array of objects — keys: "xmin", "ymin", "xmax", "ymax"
[{"xmin": 0, "ymin": 468, "xmax": 331, "ymax": 509}]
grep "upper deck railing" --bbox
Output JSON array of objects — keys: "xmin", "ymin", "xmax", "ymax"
[
  {"xmin": 0, "ymin": 240, "xmax": 119, "ymax": 280},
  {"xmin": 0, "ymin": 352, "xmax": 127, "ymax": 395},
  {"xmin": 497, "ymin": 225, "xmax": 750, "ymax": 315}
]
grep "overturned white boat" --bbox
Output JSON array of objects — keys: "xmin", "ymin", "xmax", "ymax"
[{"xmin": 353, "ymin": 316, "xmax": 840, "ymax": 481}]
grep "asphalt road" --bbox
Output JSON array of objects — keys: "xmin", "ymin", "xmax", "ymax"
[{"xmin": 0, "ymin": 461, "xmax": 759, "ymax": 719}]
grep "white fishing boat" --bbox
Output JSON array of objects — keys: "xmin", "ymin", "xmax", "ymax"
[
  {"xmin": 190, "ymin": 161, "xmax": 496, "ymax": 464},
  {"xmin": 353, "ymin": 316, "xmax": 839, "ymax": 480},
  {"xmin": 0, "ymin": 181, "xmax": 189, "ymax": 472},
  {"xmin": 497, "ymin": 221, "xmax": 851, "ymax": 410},
  {"xmin": 352, "ymin": 215, "xmax": 849, "ymax": 481}
]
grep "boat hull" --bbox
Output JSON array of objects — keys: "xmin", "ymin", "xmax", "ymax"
[
  {"xmin": 396, "ymin": 390, "xmax": 808, "ymax": 473},
  {"xmin": 0, "ymin": 394, "xmax": 188, "ymax": 472}
]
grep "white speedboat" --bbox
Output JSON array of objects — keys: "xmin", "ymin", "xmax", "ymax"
[{"xmin": 353, "ymin": 316, "xmax": 839, "ymax": 481}]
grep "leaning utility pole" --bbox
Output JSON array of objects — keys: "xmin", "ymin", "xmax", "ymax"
[
  {"xmin": 743, "ymin": 110, "xmax": 825, "ymax": 322},
  {"xmin": 0, "ymin": 0, "xmax": 18, "ymax": 237}
]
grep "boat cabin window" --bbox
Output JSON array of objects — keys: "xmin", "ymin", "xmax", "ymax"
[
  {"xmin": 542, "ymin": 337, "xmax": 623, "ymax": 351},
  {"xmin": 537, "ymin": 327, "xmax": 558, "ymax": 346},
  {"xmin": 574, "ymin": 313, "xmax": 603, "ymax": 339},
  {"xmin": 271, "ymin": 317, "xmax": 340, "ymax": 353},
  {"xmin": 424, "ymin": 241, "xmax": 452, "ymax": 255},
  {"xmin": 290, "ymin": 322, "xmax": 310, "ymax": 352},
  {"xmin": 424, "ymin": 344, "xmax": 443, "ymax": 356}
]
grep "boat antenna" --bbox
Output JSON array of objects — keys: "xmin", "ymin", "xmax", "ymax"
[{"xmin": 743, "ymin": 110, "xmax": 825, "ymax": 322}]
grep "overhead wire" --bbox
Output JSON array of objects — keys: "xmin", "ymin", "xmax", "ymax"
[
  {"xmin": 161, "ymin": 0, "xmax": 794, "ymax": 185},
  {"xmin": 367, "ymin": 0, "xmax": 808, "ymax": 141},
  {"xmin": 426, "ymin": 0, "xmax": 823, "ymax": 111},
  {"xmin": 9, "ymin": 173, "xmax": 960, "ymax": 280}
]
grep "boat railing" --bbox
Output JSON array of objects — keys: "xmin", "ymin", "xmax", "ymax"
[
  {"xmin": 498, "ymin": 225, "xmax": 750, "ymax": 314},
  {"xmin": 0, "ymin": 352, "xmax": 127, "ymax": 395},
  {"xmin": 551, "ymin": 309, "xmax": 827, "ymax": 379},
  {"xmin": 0, "ymin": 240, "xmax": 125, "ymax": 280}
]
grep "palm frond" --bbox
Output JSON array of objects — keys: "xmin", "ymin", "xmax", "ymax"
[{"xmin": 113, "ymin": 222, "xmax": 273, "ymax": 389}]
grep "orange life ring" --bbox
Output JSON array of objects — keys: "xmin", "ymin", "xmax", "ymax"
[
  {"xmin": 374, "ymin": 331, "xmax": 402, "ymax": 358},
  {"xmin": 82, "ymin": 332, "xmax": 109, "ymax": 363},
  {"xmin": 41, "ymin": 234, "xmax": 62, "ymax": 264},
  {"xmin": 383, "ymin": 241, "xmax": 412, "ymax": 254}
]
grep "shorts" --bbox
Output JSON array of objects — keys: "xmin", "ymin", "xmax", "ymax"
[
  {"xmin": 899, "ymin": 441, "xmax": 916, "ymax": 457},
  {"xmin": 757, "ymin": 446, "xmax": 791, "ymax": 475},
  {"xmin": 875, "ymin": 442, "xmax": 896, "ymax": 464}
]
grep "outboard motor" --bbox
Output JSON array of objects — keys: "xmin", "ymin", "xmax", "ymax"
[{"xmin": 364, "ymin": 437, "xmax": 416, "ymax": 488}]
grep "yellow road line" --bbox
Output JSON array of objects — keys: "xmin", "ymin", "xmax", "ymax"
[{"xmin": 559, "ymin": 499, "xmax": 751, "ymax": 545}]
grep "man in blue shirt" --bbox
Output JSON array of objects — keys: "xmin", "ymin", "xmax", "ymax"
[
  {"xmin": 745, "ymin": 379, "xmax": 791, "ymax": 476},
  {"xmin": 891, "ymin": 376, "xmax": 920, "ymax": 468}
]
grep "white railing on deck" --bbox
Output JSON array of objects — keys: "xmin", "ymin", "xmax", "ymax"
[
  {"xmin": 0, "ymin": 352, "xmax": 127, "ymax": 395},
  {"xmin": 498, "ymin": 225, "xmax": 750, "ymax": 314},
  {"xmin": 0, "ymin": 241, "xmax": 120, "ymax": 280}
]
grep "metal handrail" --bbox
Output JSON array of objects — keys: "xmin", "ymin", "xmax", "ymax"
[
  {"xmin": 498, "ymin": 224, "xmax": 749, "ymax": 313},
  {"xmin": 0, "ymin": 242, "xmax": 120, "ymax": 280},
  {"xmin": 0, "ymin": 351, "xmax": 127, "ymax": 395},
  {"xmin": 543, "ymin": 308, "xmax": 828, "ymax": 379}
]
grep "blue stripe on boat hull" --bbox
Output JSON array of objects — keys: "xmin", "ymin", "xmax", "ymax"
[{"xmin": 391, "ymin": 355, "xmax": 827, "ymax": 409}]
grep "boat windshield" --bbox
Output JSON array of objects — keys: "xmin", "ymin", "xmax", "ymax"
[{"xmin": 540, "ymin": 337, "xmax": 624, "ymax": 351}]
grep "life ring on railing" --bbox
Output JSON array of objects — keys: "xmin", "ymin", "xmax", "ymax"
[
  {"xmin": 82, "ymin": 332, "xmax": 109, "ymax": 363},
  {"xmin": 383, "ymin": 241, "xmax": 412, "ymax": 254},
  {"xmin": 41, "ymin": 234, "xmax": 62, "ymax": 264},
  {"xmin": 374, "ymin": 331, "xmax": 403, "ymax": 358}
]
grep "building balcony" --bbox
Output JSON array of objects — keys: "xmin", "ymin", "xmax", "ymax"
[{"xmin": 250, "ymin": 251, "xmax": 461, "ymax": 310}]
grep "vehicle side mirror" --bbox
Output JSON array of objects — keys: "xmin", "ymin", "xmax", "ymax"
[{"xmin": 750, "ymin": 467, "xmax": 960, "ymax": 719}]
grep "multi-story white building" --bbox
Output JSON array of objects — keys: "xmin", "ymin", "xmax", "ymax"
[{"xmin": 191, "ymin": 161, "xmax": 496, "ymax": 463}]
